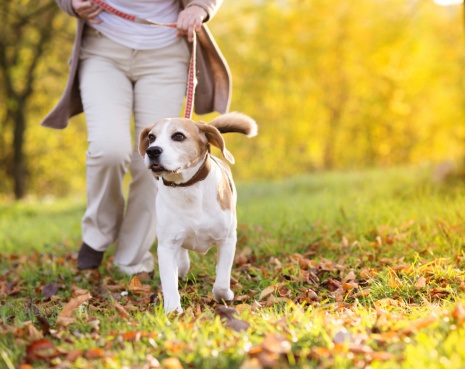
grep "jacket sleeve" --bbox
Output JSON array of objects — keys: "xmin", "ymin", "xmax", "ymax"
[
  {"xmin": 55, "ymin": 0, "xmax": 79, "ymax": 17},
  {"xmin": 182, "ymin": 0, "xmax": 223, "ymax": 22}
]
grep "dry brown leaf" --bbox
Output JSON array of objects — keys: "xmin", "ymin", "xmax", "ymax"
[
  {"xmin": 415, "ymin": 276, "xmax": 426, "ymax": 290},
  {"xmin": 343, "ymin": 271, "xmax": 357, "ymax": 283},
  {"xmin": 400, "ymin": 316, "xmax": 437, "ymax": 335},
  {"xmin": 122, "ymin": 331, "xmax": 142, "ymax": 342},
  {"xmin": 85, "ymin": 347, "xmax": 105, "ymax": 360},
  {"xmin": 387, "ymin": 269, "xmax": 402, "ymax": 289},
  {"xmin": 369, "ymin": 351, "xmax": 396, "ymax": 362},
  {"xmin": 129, "ymin": 276, "xmax": 142, "ymax": 290},
  {"xmin": 112, "ymin": 301, "xmax": 131, "ymax": 321},
  {"xmin": 56, "ymin": 317, "xmax": 76, "ymax": 327},
  {"xmin": 259, "ymin": 285, "xmax": 276, "ymax": 301},
  {"xmin": 342, "ymin": 282, "xmax": 358, "ymax": 291},
  {"xmin": 56, "ymin": 292, "xmax": 91, "ymax": 327},
  {"xmin": 71, "ymin": 286, "xmax": 91, "ymax": 297},
  {"xmin": 20, "ymin": 321, "xmax": 43, "ymax": 341},
  {"xmin": 25, "ymin": 339, "xmax": 58, "ymax": 364},
  {"xmin": 347, "ymin": 343, "xmax": 373, "ymax": 355},
  {"xmin": 239, "ymin": 357, "xmax": 263, "ymax": 369},
  {"xmin": 215, "ymin": 305, "xmax": 250, "ymax": 332},
  {"xmin": 65, "ymin": 349, "xmax": 83, "ymax": 363},
  {"xmin": 58, "ymin": 292, "xmax": 91, "ymax": 318},
  {"xmin": 41, "ymin": 283, "xmax": 59, "ymax": 300},
  {"xmin": 360, "ymin": 268, "xmax": 377, "ymax": 279},
  {"xmin": 452, "ymin": 302, "xmax": 465, "ymax": 326},
  {"xmin": 261, "ymin": 333, "xmax": 291, "ymax": 354},
  {"xmin": 162, "ymin": 357, "xmax": 184, "ymax": 369}
]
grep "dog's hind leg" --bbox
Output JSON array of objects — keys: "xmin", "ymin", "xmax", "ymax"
[
  {"xmin": 177, "ymin": 248, "xmax": 190, "ymax": 280},
  {"xmin": 212, "ymin": 235, "xmax": 236, "ymax": 302}
]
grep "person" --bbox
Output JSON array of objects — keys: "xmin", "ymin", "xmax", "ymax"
[{"xmin": 41, "ymin": 0, "xmax": 231, "ymax": 275}]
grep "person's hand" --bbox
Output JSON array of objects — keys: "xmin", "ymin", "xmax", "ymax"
[
  {"xmin": 71, "ymin": 0, "xmax": 103, "ymax": 24},
  {"xmin": 176, "ymin": 5, "xmax": 207, "ymax": 42}
]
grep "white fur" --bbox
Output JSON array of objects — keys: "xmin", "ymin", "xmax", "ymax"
[{"xmin": 139, "ymin": 113, "xmax": 257, "ymax": 314}]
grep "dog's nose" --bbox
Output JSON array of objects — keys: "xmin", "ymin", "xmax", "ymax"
[{"xmin": 146, "ymin": 146, "xmax": 163, "ymax": 159}]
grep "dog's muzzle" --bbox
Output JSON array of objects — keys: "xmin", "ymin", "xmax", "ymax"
[{"xmin": 146, "ymin": 146, "xmax": 165, "ymax": 172}]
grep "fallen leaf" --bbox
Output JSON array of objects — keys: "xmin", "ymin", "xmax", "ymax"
[
  {"xmin": 112, "ymin": 301, "xmax": 131, "ymax": 321},
  {"xmin": 129, "ymin": 276, "xmax": 142, "ymax": 290},
  {"xmin": 342, "ymin": 282, "xmax": 358, "ymax": 291},
  {"xmin": 343, "ymin": 271, "xmax": 357, "ymax": 283},
  {"xmin": 85, "ymin": 347, "xmax": 105, "ymax": 360},
  {"xmin": 333, "ymin": 330, "xmax": 352, "ymax": 344},
  {"xmin": 56, "ymin": 292, "xmax": 91, "ymax": 327},
  {"xmin": 415, "ymin": 276, "xmax": 426, "ymax": 290},
  {"xmin": 129, "ymin": 275, "xmax": 152, "ymax": 294},
  {"xmin": 348, "ymin": 343, "xmax": 373, "ymax": 355},
  {"xmin": 41, "ymin": 283, "xmax": 59, "ymax": 300},
  {"xmin": 16, "ymin": 321, "xmax": 43, "ymax": 341},
  {"xmin": 261, "ymin": 333, "xmax": 291, "ymax": 354},
  {"xmin": 452, "ymin": 302, "xmax": 465, "ymax": 326},
  {"xmin": 65, "ymin": 349, "xmax": 83, "ymax": 363},
  {"xmin": 215, "ymin": 305, "xmax": 250, "ymax": 332},
  {"xmin": 400, "ymin": 316, "xmax": 437, "ymax": 335},
  {"xmin": 259, "ymin": 285, "xmax": 276, "ymax": 301},
  {"xmin": 162, "ymin": 357, "xmax": 183, "ymax": 369},
  {"xmin": 239, "ymin": 357, "xmax": 263, "ymax": 369},
  {"xmin": 25, "ymin": 339, "xmax": 58, "ymax": 364},
  {"xmin": 122, "ymin": 331, "xmax": 142, "ymax": 342},
  {"xmin": 369, "ymin": 351, "xmax": 396, "ymax": 362}
]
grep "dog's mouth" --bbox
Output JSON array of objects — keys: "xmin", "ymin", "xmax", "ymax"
[
  {"xmin": 150, "ymin": 163, "xmax": 166, "ymax": 173},
  {"xmin": 149, "ymin": 163, "xmax": 180, "ymax": 175}
]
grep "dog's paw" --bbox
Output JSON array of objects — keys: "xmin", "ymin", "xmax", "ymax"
[
  {"xmin": 213, "ymin": 286, "xmax": 234, "ymax": 302},
  {"xmin": 164, "ymin": 305, "xmax": 183, "ymax": 315}
]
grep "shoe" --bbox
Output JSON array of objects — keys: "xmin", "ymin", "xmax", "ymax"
[{"xmin": 77, "ymin": 242, "xmax": 104, "ymax": 270}]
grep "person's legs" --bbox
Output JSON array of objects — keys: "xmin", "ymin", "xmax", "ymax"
[
  {"xmin": 113, "ymin": 38, "xmax": 190, "ymax": 275},
  {"xmin": 78, "ymin": 28, "xmax": 134, "ymax": 265}
]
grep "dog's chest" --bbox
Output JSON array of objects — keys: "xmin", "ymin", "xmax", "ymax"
[{"xmin": 156, "ymin": 184, "xmax": 235, "ymax": 253}]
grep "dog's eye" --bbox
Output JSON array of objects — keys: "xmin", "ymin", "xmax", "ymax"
[
  {"xmin": 172, "ymin": 132, "xmax": 186, "ymax": 142},
  {"xmin": 148, "ymin": 134, "xmax": 156, "ymax": 143}
]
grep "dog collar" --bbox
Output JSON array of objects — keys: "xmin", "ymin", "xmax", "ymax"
[{"xmin": 162, "ymin": 155, "xmax": 212, "ymax": 188}]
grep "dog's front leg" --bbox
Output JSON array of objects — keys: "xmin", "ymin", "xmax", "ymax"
[
  {"xmin": 157, "ymin": 245, "xmax": 183, "ymax": 314},
  {"xmin": 213, "ymin": 234, "xmax": 236, "ymax": 302}
]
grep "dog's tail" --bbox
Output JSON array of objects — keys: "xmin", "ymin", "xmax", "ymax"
[{"xmin": 209, "ymin": 112, "xmax": 258, "ymax": 137}]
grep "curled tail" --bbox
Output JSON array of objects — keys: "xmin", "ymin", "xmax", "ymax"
[{"xmin": 209, "ymin": 112, "xmax": 258, "ymax": 137}]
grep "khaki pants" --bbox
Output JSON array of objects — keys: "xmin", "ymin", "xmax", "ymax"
[{"xmin": 78, "ymin": 27, "xmax": 189, "ymax": 274}]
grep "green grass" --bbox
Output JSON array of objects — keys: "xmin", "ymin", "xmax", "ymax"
[{"xmin": 1, "ymin": 165, "xmax": 465, "ymax": 368}]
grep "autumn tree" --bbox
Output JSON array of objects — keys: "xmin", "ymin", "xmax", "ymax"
[{"xmin": 0, "ymin": 0, "xmax": 63, "ymax": 199}]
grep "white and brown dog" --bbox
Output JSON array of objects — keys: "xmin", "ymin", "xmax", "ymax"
[{"xmin": 138, "ymin": 112, "xmax": 257, "ymax": 314}]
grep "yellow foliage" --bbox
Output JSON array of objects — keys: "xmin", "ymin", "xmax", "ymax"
[{"xmin": 3, "ymin": 0, "xmax": 465, "ymax": 197}]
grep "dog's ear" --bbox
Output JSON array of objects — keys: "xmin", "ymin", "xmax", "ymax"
[
  {"xmin": 138, "ymin": 126, "xmax": 153, "ymax": 157},
  {"xmin": 196, "ymin": 122, "xmax": 235, "ymax": 164}
]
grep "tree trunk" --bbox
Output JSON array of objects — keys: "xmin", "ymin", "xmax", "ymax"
[{"xmin": 13, "ymin": 104, "xmax": 26, "ymax": 199}]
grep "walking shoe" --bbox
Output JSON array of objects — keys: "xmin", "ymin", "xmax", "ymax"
[{"xmin": 77, "ymin": 242, "xmax": 104, "ymax": 270}]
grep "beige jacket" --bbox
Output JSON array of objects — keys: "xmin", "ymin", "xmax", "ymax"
[{"xmin": 42, "ymin": 0, "xmax": 231, "ymax": 129}]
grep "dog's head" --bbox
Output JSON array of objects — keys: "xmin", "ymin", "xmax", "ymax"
[{"xmin": 138, "ymin": 118, "xmax": 235, "ymax": 178}]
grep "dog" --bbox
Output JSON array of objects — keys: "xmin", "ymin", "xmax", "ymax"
[{"xmin": 138, "ymin": 112, "xmax": 257, "ymax": 314}]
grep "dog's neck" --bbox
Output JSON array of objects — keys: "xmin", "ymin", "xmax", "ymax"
[{"xmin": 161, "ymin": 154, "xmax": 212, "ymax": 188}]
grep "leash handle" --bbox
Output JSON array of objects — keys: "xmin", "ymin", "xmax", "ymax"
[{"xmin": 88, "ymin": 0, "xmax": 197, "ymax": 119}]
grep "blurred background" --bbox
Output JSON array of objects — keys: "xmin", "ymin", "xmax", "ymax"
[{"xmin": 1, "ymin": 0, "xmax": 465, "ymax": 201}]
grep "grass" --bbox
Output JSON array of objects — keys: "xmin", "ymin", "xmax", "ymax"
[{"xmin": 1, "ymin": 165, "xmax": 465, "ymax": 368}]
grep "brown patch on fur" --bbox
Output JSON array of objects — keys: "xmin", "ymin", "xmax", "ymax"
[
  {"xmin": 215, "ymin": 160, "xmax": 233, "ymax": 211},
  {"xmin": 138, "ymin": 125, "xmax": 153, "ymax": 157},
  {"xmin": 196, "ymin": 122, "xmax": 235, "ymax": 164}
]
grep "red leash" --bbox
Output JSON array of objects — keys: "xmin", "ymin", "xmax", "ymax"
[{"xmin": 89, "ymin": 0, "xmax": 197, "ymax": 119}]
